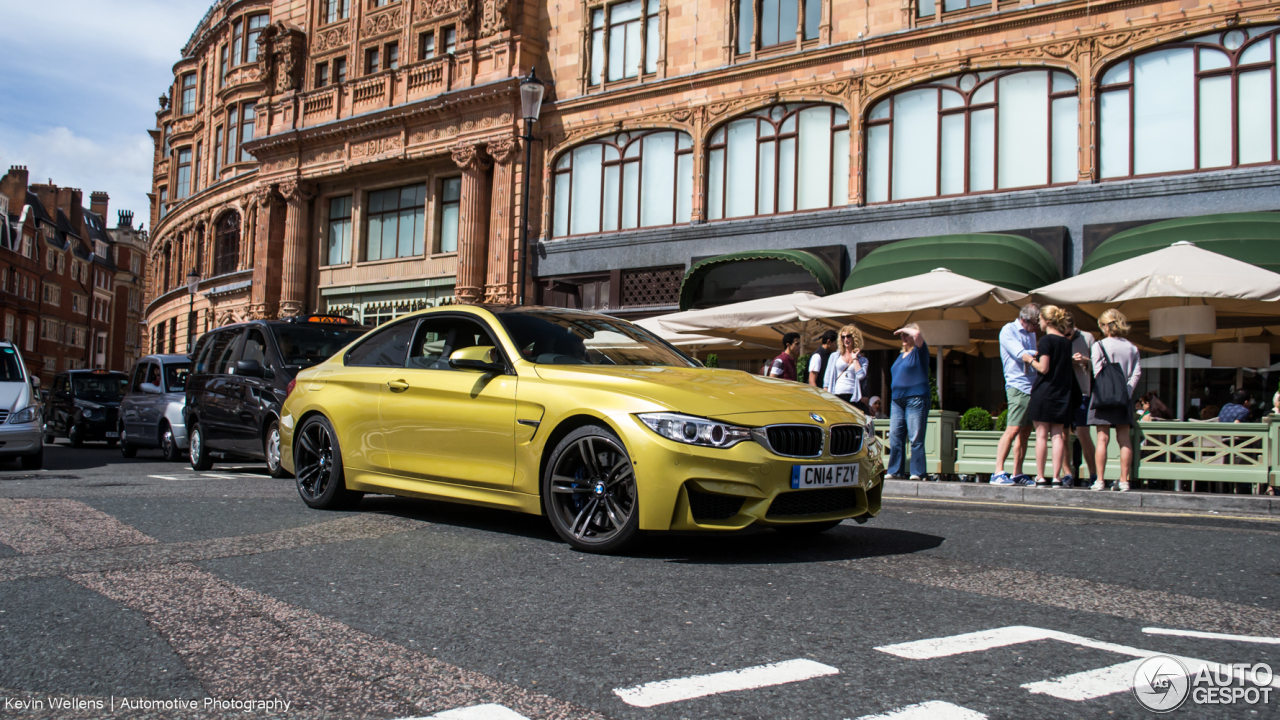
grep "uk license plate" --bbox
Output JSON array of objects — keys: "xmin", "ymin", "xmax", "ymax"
[
  {"xmin": 791, "ymin": 463, "xmax": 858, "ymax": 489},
  {"xmin": 105, "ymin": 432, "xmax": 119, "ymax": 438}
]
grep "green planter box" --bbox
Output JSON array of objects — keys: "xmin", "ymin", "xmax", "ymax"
[{"xmin": 873, "ymin": 410, "xmax": 957, "ymax": 475}]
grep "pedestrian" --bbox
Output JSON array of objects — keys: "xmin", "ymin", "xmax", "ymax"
[
  {"xmin": 767, "ymin": 332, "xmax": 802, "ymax": 381},
  {"xmin": 1090, "ymin": 309, "xmax": 1142, "ymax": 492},
  {"xmin": 1028, "ymin": 306, "xmax": 1079, "ymax": 487},
  {"xmin": 1065, "ymin": 313, "xmax": 1097, "ymax": 488},
  {"xmin": 1136, "ymin": 391, "xmax": 1172, "ymax": 421},
  {"xmin": 868, "ymin": 396, "xmax": 886, "ymax": 420},
  {"xmin": 887, "ymin": 323, "xmax": 929, "ymax": 481},
  {"xmin": 991, "ymin": 304, "xmax": 1040, "ymax": 486},
  {"xmin": 1218, "ymin": 390, "xmax": 1253, "ymax": 423},
  {"xmin": 823, "ymin": 324, "xmax": 867, "ymax": 406},
  {"xmin": 806, "ymin": 330, "xmax": 838, "ymax": 388}
]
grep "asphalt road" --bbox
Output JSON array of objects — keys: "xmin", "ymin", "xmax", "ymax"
[{"xmin": 0, "ymin": 442, "xmax": 1277, "ymax": 719}]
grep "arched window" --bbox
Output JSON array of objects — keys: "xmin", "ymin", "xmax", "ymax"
[
  {"xmin": 552, "ymin": 129, "xmax": 693, "ymax": 237},
  {"xmin": 707, "ymin": 103, "xmax": 850, "ymax": 220},
  {"xmin": 1099, "ymin": 25, "xmax": 1280, "ymax": 178},
  {"xmin": 162, "ymin": 243, "xmax": 172, "ymax": 293},
  {"xmin": 865, "ymin": 69, "xmax": 1079, "ymax": 203},
  {"xmin": 214, "ymin": 211, "xmax": 240, "ymax": 276}
]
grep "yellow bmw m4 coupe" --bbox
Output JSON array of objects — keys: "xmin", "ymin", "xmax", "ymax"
[{"xmin": 279, "ymin": 305, "xmax": 884, "ymax": 553}]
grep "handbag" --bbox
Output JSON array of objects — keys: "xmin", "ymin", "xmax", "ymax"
[{"xmin": 1093, "ymin": 341, "xmax": 1130, "ymax": 412}]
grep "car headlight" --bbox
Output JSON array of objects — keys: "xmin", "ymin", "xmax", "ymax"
[
  {"xmin": 81, "ymin": 409, "xmax": 96, "ymax": 420},
  {"xmin": 637, "ymin": 412, "xmax": 753, "ymax": 449},
  {"xmin": 10, "ymin": 406, "xmax": 39, "ymax": 424}
]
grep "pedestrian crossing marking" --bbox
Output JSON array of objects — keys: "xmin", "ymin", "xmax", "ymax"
[
  {"xmin": 613, "ymin": 658, "xmax": 838, "ymax": 707},
  {"xmin": 1022, "ymin": 659, "xmax": 1152, "ymax": 701},
  {"xmin": 395, "ymin": 705, "xmax": 531, "ymax": 719},
  {"xmin": 853, "ymin": 700, "xmax": 988, "ymax": 719}
]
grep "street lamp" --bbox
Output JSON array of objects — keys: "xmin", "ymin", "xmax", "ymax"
[
  {"xmin": 517, "ymin": 67, "xmax": 545, "ymax": 306},
  {"xmin": 186, "ymin": 269, "xmax": 200, "ymax": 352}
]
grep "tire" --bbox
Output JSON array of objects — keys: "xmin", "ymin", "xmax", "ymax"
[
  {"xmin": 188, "ymin": 422, "xmax": 213, "ymax": 471},
  {"xmin": 293, "ymin": 415, "xmax": 362, "ymax": 510},
  {"xmin": 774, "ymin": 519, "xmax": 843, "ymax": 535},
  {"xmin": 20, "ymin": 448, "xmax": 43, "ymax": 470},
  {"xmin": 43, "ymin": 428, "xmax": 56, "ymax": 445},
  {"xmin": 159, "ymin": 423, "xmax": 182, "ymax": 462},
  {"xmin": 542, "ymin": 425, "xmax": 640, "ymax": 554},
  {"xmin": 119, "ymin": 427, "xmax": 137, "ymax": 459},
  {"xmin": 67, "ymin": 424, "xmax": 83, "ymax": 448},
  {"xmin": 265, "ymin": 419, "xmax": 289, "ymax": 478}
]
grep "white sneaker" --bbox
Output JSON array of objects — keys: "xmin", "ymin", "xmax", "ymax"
[
  {"xmin": 1118, "ymin": 481, "xmax": 1131, "ymax": 492},
  {"xmin": 1091, "ymin": 479, "xmax": 1106, "ymax": 491},
  {"xmin": 909, "ymin": 475, "xmax": 922, "ymax": 481}
]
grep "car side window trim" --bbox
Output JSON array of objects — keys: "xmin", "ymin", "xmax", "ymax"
[
  {"xmin": 343, "ymin": 318, "xmax": 420, "ymax": 368},
  {"xmin": 405, "ymin": 313, "xmax": 512, "ymax": 374}
]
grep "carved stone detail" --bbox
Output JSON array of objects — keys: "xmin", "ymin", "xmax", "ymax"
[
  {"xmin": 259, "ymin": 23, "xmax": 306, "ymax": 95},
  {"xmin": 486, "ymin": 136, "xmax": 518, "ymax": 165},
  {"xmin": 350, "ymin": 135, "xmax": 403, "ymax": 159},
  {"xmin": 480, "ymin": 0, "xmax": 510, "ymax": 37},
  {"xmin": 279, "ymin": 180, "xmax": 317, "ymax": 203},
  {"xmin": 451, "ymin": 143, "xmax": 484, "ymax": 171},
  {"xmin": 361, "ymin": 6, "xmax": 405, "ymax": 38},
  {"xmin": 314, "ymin": 25, "xmax": 350, "ymax": 52},
  {"xmin": 416, "ymin": 0, "xmax": 466, "ymax": 21}
]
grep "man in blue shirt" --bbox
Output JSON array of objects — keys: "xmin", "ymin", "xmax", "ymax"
[
  {"xmin": 992, "ymin": 304, "xmax": 1040, "ymax": 485},
  {"xmin": 1219, "ymin": 391, "xmax": 1253, "ymax": 423}
]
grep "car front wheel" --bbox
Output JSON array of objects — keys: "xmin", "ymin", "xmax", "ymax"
[
  {"xmin": 294, "ymin": 415, "xmax": 362, "ymax": 510},
  {"xmin": 67, "ymin": 424, "xmax": 83, "ymax": 448},
  {"xmin": 543, "ymin": 425, "xmax": 640, "ymax": 554},
  {"xmin": 265, "ymin": 420, "xmax": 289, "ymax": 478},
  {"xmin": 189, "ymin": 422, "xmax": 213, "ymax": 471},
  {"xmin": 119, "ymin": 425, "xmax": 137, "ymax": 458},
  {"xmin": 160, "ymin": 423, "xmax": 182, "ymax": 462}
]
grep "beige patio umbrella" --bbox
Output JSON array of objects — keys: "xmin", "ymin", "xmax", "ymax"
[
  {"xmin": 1034, "ymin": 241, "xmax": 1280, "ymax": 419},
  {"xmin": 655, "ymin": 291, "xmax": 838, "ymax": 349},
  {"xmin": 632, "ymin": 317, "xmax": 746, "ymax": 350},
  {"xmin": 795, "ymin": 268, "xmax": 1029, "ymax": 405}
]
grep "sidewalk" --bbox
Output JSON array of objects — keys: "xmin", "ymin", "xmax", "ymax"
[{"xmin": 883, "ymin": 479, "xmax": 1280, "ymax": 517}]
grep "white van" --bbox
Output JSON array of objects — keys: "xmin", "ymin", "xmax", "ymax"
[{"xmin": 0, "ymin": 341, "xmax": 43, "ymax": 468}]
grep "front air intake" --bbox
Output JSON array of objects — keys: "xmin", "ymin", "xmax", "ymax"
[{"xmin": 765, "ymin": 425, "xmax": 823, "ymax": 457}]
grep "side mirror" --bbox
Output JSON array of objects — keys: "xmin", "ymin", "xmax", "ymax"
[
  {"xmin": 140, "ymin": 382, "xmax": 162, "ymax": 394},
  {"xmin": 448, "ymin": 346, "xmax": 505, "ymax": 374},
  {"xmin": 29, "ymin": 376, "xmax": 40, "ymax": 390},
  {"xmin": 235, "ymin": 359, "xmax": 265, "ymax": 378}
]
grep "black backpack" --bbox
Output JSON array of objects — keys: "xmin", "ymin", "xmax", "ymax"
[{"xmin": 1093, "ymin": 341, "xmax": 1130, "ymax": 411}]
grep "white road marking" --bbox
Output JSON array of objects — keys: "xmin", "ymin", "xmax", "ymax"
[
  {"xmin": 1144, "ymin": 627, "xmax": 1280, "ymax": 645},
  {"xmin": 852, "ymin": 700, "xmax": 988, "ymax": 719},
  {"xmin": 612, "ymin": 658, "xmax": 839, "ymax": 707},
  {"xmin": 147, "ymin": 475, "xmax": 190, "ymax": 481},
  {"xmin": 1022, "ymin": 659, "xmax": 1151, "ymax": 701},
  {"xmin": 200, "ymin": 473, "xmax": 239, "ymax": 479},
  {"xmin": 425, "ymin": 705, "xmax": 532, "ymax": 719}
]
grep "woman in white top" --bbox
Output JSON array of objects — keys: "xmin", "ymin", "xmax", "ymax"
[
  {"xmin": 1088, "ymin": 309, "xmax": 1142, "ymax": 491},
  {"xmin": 824, "ymin": 324, "xmax": 868, "ymax": 407}
]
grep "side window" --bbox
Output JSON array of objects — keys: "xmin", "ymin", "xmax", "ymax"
[
  {"xmin": 194, "ymin": 334, "xmax": 220, "ymax": 373},
  {"xmin": 131, "ymin": 364, "xmax": 148, "ymax": 392},
  {"xmin": 407, "ymin": 316, "xmax": 500, "ymax": 371},
  {"xmin": 55, "ymin": 376, "xmax": 69, "ymax": 394},
  {"xmin": 146, "ymin": 363, "xmax": 162, "ymax": 387},
  {"xmin": 242, "ymin": 329, "xmax": 269, "ymax": 365},
  {"xmin": 215, "ymin": 331, "xmax": 242, "ymax": 375},
  {"xmin": 198, "ymin": 331, "xmax": 236, "ymax": 374},
  {"xmin": 345, "ymin": 320, "xmax": 416, "ymax": 367}
]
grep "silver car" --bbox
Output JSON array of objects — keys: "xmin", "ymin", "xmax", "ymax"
[
  {"xmin": 0, "ymin": 341, "xmax": 43, "ymax": 469},
  {"xmin": 119, "ymin": 354, "xmax": 190, "ymax": 461}
]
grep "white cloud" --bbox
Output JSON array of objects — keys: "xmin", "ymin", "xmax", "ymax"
[{"xmin": 0, "ymin": 127, "xmax": 154, "ymax": 225}]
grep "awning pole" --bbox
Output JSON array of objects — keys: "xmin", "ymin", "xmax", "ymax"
[
  {"xmin": 937, "ymin": 346, "xmax": 944, "ymax": 410},
  {"xmin": 1177, "ymin": 334, "xmax": 1186, "ymax": 421}
]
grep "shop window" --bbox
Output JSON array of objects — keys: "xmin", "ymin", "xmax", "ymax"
[
  {"xmin": 438, "ymin": 178, "xmax": 461, "ymax": 253},
  {"xmin": 214, "ymin": 211, "xmax": 240, "ymax": 276},
  {"xmin": 194, "ymin": 141, "xmax": 202, "ymax": 194},
  {"xmin": 180, "ymin": 73, "xmax": 197, "ymax": 114},
  {"xmin": 386, "ymin": 41, "xmax": 399, "ymax": 70},
  {"xmin": 231, "ymin": 19, "xmax": 243, "ymax": 66},
  {"xmin": 322, "ymin": 0, "xmax": 349, "ymax": 23},
  {"xmin": 420, "ymin": 31, "xmax": 435, "ymax": 60},
  {"xmin": 238, "ymin": 104, "xmax": 255, "ymax": 162},
  {"xmin": 366, "ymin": 47, "xmax": 380, "ymax": 75},
  {"xmin": 589, "ymin": 0, "xmax": 660, "ymax": 86},
  {"xmin": 736, "ymin": 0, "xmax": 820, "ymax": 54},
  {"xmin": 316, "ymin": 62, "xmax": 330, "ymax": 88},
  {"xmin": 553, "ymin": 129, "xmax": 693, "ymax": 237},
  {"xmin": 219, "ymin": 45, "xmax": 229, "ymax": 87},
  {"xmin": 327, "ymin": 196, "xmax": 353, "ymax": 266},
  {"xmin": 175, "ymin": 148, "xmax": 191, "ymax": 200},
  {"xmin": 443, "ymin": 27, "xmax": 456, "ymax": 54},
  {"xmin": 707, "ymin": 103, "xmax": 848, "ymax": 219},
  {"xmin": 1099, "ymin": 25, "xmax": 1280, "ymax": 179},
  {"xmin": 365, "ymin": 184, "xmax": 426, "ymax": 261},
  {"xmin": 334, "ymin": 56, "xmax": 348, "ymax": 83},
  {"xmin": 865, "ymin": 69, "xmax": 1078, "ymax": 203},
  {"xmin": 246, "ymin": 14, "xmax": 268, "ymax": 63},
  {"xmin": 213, "ymin": 125, "xmax": 223, "ymax": 177}
]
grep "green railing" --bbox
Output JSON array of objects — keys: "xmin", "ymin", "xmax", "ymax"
[{"xmin": 873, "ymin": 410, "xmax": 958, "ymax": 475}]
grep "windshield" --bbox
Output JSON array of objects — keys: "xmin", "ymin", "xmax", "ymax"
[
  {"xmin": 495, "ymin": 310, "xmax": 695, "ymax": 367},
  {"xmin": 271, "ymin": 324, "xmax": 368, "ymax": 370},
  {"xmin": 74, "ymin": 374, "xmax": 128, "ymax": 401},
  {"xmin": 0, "ymin": 348, "xmax": 24, "ymax": 382},
  {"xmin": 164, "ymin": 363, "xmax": 191, "ymax": 392}
]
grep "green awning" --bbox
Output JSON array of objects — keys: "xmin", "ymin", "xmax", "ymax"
[
  {"xmin": 843, "ymin": 233, "xmax": 1060, "ymax": 293},
  {"xmin": 679, "ymin": 249, "xmax": 840, "ymax": 310},
  {"xmin": 1082, "ymin": 212, "xmax": 1280, "ymax": 275}
]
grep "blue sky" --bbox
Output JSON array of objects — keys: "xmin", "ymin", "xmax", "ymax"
[{"xmin": 0, "ymin": 0, "xmax": 212, "ymax": 229}]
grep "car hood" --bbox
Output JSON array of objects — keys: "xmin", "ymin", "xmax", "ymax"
[
  {"xmin": 530, "ymin": 365, "xmax": 848, "ymax": 420},
  {"xmin": 74, "ymin": 398, "xmax": 121, "ymax": 410},
  {"xmin": 0, "ymin": 382, "xmax": 27, "ymax": 412}
]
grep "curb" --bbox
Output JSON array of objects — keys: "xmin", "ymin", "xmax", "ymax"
[{"xmin": 882, "ymin": 479, "xmax": 1279, "ymax": 517}]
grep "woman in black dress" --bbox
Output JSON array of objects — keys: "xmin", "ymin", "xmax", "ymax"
[{"xmin": 1027, "ymin": 305, "xmax": 1079, "ymax": 486}]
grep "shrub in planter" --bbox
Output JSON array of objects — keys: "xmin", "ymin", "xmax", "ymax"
[
  {"xmin": 796, "ymin": 354, "xmax": 812, "ymax": 378},
  {"xmin": 705, "ymin": 354, "xmax": 719, "ymax": 368},
  {"xmin": 960, "ymin": 407, "xmax": 993, "ymax": 431},
  {"xmin": 995, "ymin": 408, "xmax": 1008, "ymax": 431}
]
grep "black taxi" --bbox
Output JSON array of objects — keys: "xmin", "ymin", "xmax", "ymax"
[
  {"xmin": 185, "ymin": 314, "xmax": 369, "ymax": 475},
  {"xmin": 43, "ymin": 369, "xmax": 130, "ymax": 447}
]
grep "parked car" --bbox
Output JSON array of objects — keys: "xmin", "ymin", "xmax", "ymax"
[
  {"xmin": 42, "ymin": 369, "xmax": 129, "ymax": 447},
  {"xmin": 119, "ymin": 354, "xmax": 191, "ymax": 460},
  {"xmin": 186, "ymin": 314, "xmax": 369, "ymax": 476},
  {"xmin": 280, "ymin": 306, "xmax": 884, "ymax": 554},
  {"xmin": 0, "ymin": 341, "xmax": 44, "ymax": 468}
]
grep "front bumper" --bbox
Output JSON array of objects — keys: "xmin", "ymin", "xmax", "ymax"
[
  {"xmin": 617, "ymin": 413, "xmax": 886, "ymax": 531},
  {"xmin": 0, "ymin": 423, "xmax": 42, "ymax": 456},
  {"xmin": 74, "ymin": 419, "xmax": 119, "ymax": 440}
]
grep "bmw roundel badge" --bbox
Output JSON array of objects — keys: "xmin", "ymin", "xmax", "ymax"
[{"xmin": 810, "ymin": 413, "xmax": 824, "ymax": 423}]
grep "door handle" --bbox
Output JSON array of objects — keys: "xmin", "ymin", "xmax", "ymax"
[{"xmin": 387, "ymin": 379, "xmax": 410, "ymax": 392}]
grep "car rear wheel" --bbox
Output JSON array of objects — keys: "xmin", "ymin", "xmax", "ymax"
[
  {"xmin": 20, "ymin": 448, "xmax": 43, "ymax": 470},
  {"xmin": 189, "ymin": 422, "xmax": 213, "ymax": 471},
  {"xmin": 67, "ymin": 424, "xmax": 83, "ymax": 448},
  {"xmin": 265, "ymin": 420, "xmax": 289, "ymax": 478},
  {"xmin": 543, "ymin": 425, "xmax": 640, "ymax": 554},
  {"xmin": 160, "ymin": 423, "xmax": 182, "ymax": 462},
  {"xmin": 119, "ymin": 425, "xmax": 137, "ymax": 458},
  {"xmin": 294, "ymin": 415, "xmax": 362, "ymax": 510}
]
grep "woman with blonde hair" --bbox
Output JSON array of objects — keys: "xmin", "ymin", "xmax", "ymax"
[
  {"xmin": 823, "ymin": 324, "xmax": 868, "ymax": 408},
  {"xmin": 888, "ymin": 323, "xmax": 929, "ymax": 480},
  {"xmin": 1089, "ymin": 308, "xmax": 1142, "ymax": 491},
  {"xmin": 1027, "ymin": 305, "xmax": 1079, "ymax": 486}
]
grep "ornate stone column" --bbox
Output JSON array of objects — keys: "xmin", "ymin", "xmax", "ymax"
[
  {"xmin": 484, "ymin": 136, "xmax": 518, "ymax": 303},
  {"xmin": 249, "ymin": 184, "xmax": 279, "ymax": 319},
  {"xmin": 278, "ymin": 179, "xmax": 317, "ymax": 317},
  {"xmin": 451, "ymin": 143, "xmax": 492, "ymax": 304}
]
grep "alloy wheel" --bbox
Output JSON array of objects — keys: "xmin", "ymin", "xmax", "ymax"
[
  {"xmin": 266, "ymin": 425, "xmax": 282, "ymax": 473},
  {"xmin": 295, "ymin": 421, "xmax": 335, "ymax": 502},
  {"xmin": 548, "ymin": 435, "xmax": 637, "ymax": 546},
  {"xmin": 162, "ymin": 428, "xmax": 174, "ymax": 456}
]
